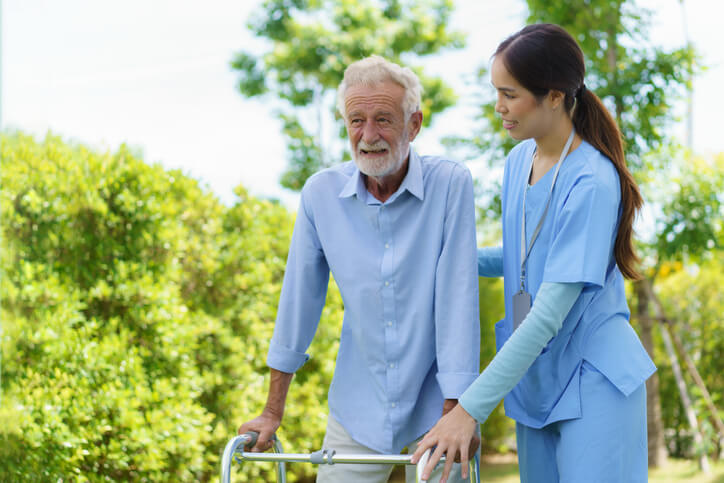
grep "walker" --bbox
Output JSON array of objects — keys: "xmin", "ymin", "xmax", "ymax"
[{"xmin": 221, "ymin": 431, "xmax": 480, "ymax": 482}]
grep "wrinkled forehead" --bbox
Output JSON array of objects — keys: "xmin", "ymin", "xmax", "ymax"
[{"xmin": 343, "ymin": 81, "xmax": 406, "ymax": 116}]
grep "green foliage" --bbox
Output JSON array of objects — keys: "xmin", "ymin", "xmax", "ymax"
[
  {"xmin": 651, "ymin": 153, "xmax": 723, "ymax": 262},
  {"xmin": 653, "ymin": 257, "xmax": 724, "ymax": 458},
  {"xmin": 232, "ymin": 0, "xmax": 464, "ymax": 190},
  {"xmin": 0, "ymin": 131, "xmax": 344, "ymax": 481},
  {"xmin": 446, "ymin": 0, "xmax": 695, "ymax": 226},
  {"xmin": 524, "ymin": 0, "xmax": 696, "ymax": 172},
  {"xmin": 477, "ymin": 278, "xmax": 514, "ymax": 453}
]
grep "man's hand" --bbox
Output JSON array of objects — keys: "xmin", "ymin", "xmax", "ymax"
[
  {"xmin": 237, "ymin": 409, "xmax": 282, "ymax": 453},
  {"xmin": 442, "ymin": 398, "xmax": 458, "ymax": 416},
  {"xmin": 237, "ymin": 369, "xmax": 293, "ymax": 453}
]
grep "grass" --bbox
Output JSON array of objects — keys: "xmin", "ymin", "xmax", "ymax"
[{"xmin": 388, "ymin": 454, "xmax": 724, "ymax": 482}]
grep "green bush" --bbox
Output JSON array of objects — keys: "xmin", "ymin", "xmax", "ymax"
[
  {"xmin": 654, "ymin": 258, "xmax": 724, "ymax": 459},
  {"xmin": 477, "ymin": 278, "xmax": 515, "ymax": 454},
  {"xmin": 1, "ymin": 131, "xmax": 513, "ymax": 481},
  {"xmin": 0, "ymin": 132, "xmax": 345, "ymax": 481}
]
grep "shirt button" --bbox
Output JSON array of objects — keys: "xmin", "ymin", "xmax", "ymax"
[
  {"xmin": 385, "ymin": 281, "xmax": 390, "ymax": 286},
  {"xmin": 387, "ymin": 321, "xmax": 393, "ymax": 327},
  {"xmin": 385, "ymin": 243, "xmax": 390, "ymax": 248},
  {"xmin": 391, "ymin": 402, "xmax": 396, "ymax": 408},
  {"xmin": 389, "ymin": 363, "xmax": 395, "ymax": 369}
]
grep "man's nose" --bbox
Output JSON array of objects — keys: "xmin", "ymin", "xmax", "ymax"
[{"xmin": 361, "ymin": 122, "xmax": 379, "ymax": 143}]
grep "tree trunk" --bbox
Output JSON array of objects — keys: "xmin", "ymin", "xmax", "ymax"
[
  {"xmin": 635, "ymin": 280, "xmax": 667, "ymax": 467},
  {"xmin": 659, "ymin": 322, "xmax": 710, "ymax": 472},
  {"xmin": 645, "ymin": 283, "xmax": 724, "ymax": 458}
]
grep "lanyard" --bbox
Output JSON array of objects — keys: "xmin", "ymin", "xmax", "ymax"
[{"xmin": 519, "ymin": 128, "xmax": 575, "ymax": 291}]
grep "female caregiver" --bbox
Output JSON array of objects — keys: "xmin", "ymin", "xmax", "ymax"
[{"xmin": 412, "ymin": 23, "xmax": 656, "ymax": 483}]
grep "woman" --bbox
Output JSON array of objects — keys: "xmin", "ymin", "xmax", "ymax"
[{"xmin": 412, "ymin": 24, "xmax": 655, "ymax": 483}]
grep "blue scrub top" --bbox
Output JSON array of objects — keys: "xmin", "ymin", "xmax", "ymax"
[{"xmin": 498, "ymin": 139, "xmax": 656, "ymax": 429}]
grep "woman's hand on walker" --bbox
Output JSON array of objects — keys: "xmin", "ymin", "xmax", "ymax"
[{"xmin": 411, "ymin": 404, "xmax": 479, "ymax": 483}]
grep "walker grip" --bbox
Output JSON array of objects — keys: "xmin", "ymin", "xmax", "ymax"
[{"xmin": 241, "ymin": 431, "xmax": 259, "ymax": 450}]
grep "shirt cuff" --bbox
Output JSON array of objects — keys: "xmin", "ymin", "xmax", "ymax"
[
  {"xmin": 435, "ymin": 371, "xmax": 480, "ymax": 399},
  {"xmin": 266, "ymin": 340, "xmax": 310, "ymax": 373}
]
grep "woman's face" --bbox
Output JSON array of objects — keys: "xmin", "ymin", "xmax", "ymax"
[{"xmin": 490, "ymin": 57, "xmax": 556, "ymax": 141}]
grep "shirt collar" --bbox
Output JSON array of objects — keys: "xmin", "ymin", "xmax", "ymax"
[
  {"xmin": 338, "ymin": 148, "xmax": 424, "ymax": 202},
  {"xmin": 399, "ymin": 149, "xmax": 424, "ymax": 201},
  {"xmin": 338, "ymin": 164, "xmax": 366, "ymax": 199}
]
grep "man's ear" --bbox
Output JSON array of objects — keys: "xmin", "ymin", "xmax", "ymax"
[{"xmin": 408, "ymin": 111, "xmax": 423, "ymax": 141}]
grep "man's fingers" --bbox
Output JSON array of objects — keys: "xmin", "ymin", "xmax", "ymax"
[{"xmin": 471, "ymin": 434, "xmax": 481, "ymax": 455}]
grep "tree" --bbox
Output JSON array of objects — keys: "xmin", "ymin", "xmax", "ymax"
[
  {"xmin": 647, "ymin": 152, "xmax": 724, "ymax": 462},
  {"xmin": 232, "ymin": 0, "xmax": 464, "ymax": 190}
]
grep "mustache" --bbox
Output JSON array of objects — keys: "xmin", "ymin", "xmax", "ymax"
[{"xmin": 357, "ymin": 140, "xmax": 390, "ymax": 152}]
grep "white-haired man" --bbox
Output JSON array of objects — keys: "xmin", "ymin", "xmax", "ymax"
[{"xmin": 238, "ymin": 55, "xmax": 480, "ymax": 482}]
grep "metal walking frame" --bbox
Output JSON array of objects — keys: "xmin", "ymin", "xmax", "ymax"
[{"xmin": 221, "ymin": 431, "xmax": 480, "ymax": 482}]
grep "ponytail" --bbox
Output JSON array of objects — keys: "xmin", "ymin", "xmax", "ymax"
[
  {"xmin": 496, "ymin": 23, "xmax": 643, "ymax": 280},
  {"xmin": 573, "ymin": 87, "xmax": 643, "ymax": 280}
]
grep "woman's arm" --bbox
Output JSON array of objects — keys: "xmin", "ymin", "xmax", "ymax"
[
  {"xmin": 459, "ymin": 281, "xmax": 583, "ymax": 422},
  {"xmin": 478, "ymin": 246, "xmax": 503, "ymax": 277},
  {"xmin": 412, "ymin": 281, "xmax": 583, "ymax": 481}
]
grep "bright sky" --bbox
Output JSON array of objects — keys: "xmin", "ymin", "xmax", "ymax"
[{"xmin": 2, "ymin": 0, "xmax": 722, "ymax": 209}]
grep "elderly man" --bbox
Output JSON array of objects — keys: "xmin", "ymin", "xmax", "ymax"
[{"xmin": 238, "ymin": 55, "xmax": 480, "ymax": 482}]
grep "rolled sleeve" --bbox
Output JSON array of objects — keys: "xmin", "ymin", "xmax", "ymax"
[
  {"xmin": 433, "ymin": 165, "xmax": 481, "ymax": 399},
  {"xmin": 266, "ymin": 339, "xmax": 311, "ymax": 373},
  {"xmin": 436, "ymin": 372, "xmax": 480, "ymax": 399}
]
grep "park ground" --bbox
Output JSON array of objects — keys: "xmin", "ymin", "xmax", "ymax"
[{"xmin": 388, "ymin": 454, "xmax": 724, "ymax": 482}]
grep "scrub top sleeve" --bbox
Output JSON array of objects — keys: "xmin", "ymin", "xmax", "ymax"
[
  {"xmin": 543, "ymin": 177, "xmax": 619, "ymax": 288},
  {"xmin": 478, "ymin": 246, "xmax": 503, "ymax": 277}
]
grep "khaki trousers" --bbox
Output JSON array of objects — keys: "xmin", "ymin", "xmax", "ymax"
[{"xmin": 316, "ymin": 415, "xmax": 472, "ymax": 483}]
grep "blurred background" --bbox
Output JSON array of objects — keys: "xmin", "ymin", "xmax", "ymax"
[{"xmin": 2, "ymin": 1, "xmax": 722, "ymax": 481}]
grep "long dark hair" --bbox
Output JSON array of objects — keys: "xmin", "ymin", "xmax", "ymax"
[{"xmin": 495, "ymin": 23, "xmax": 642, "ymax": 280}]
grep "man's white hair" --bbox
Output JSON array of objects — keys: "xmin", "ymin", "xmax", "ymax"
[{"xmin": 336, "ymin": 55, "xmax": 423, "ymax": 120}]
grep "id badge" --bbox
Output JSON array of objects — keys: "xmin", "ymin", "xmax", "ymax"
[{"xmin": 512, "ymin": 290, "xmax": 531, "ymax": 330}]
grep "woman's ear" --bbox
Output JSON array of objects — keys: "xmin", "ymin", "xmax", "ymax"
[{"xmin": 548, "ymin": 90, "xmax": 565, "ymax": 110}]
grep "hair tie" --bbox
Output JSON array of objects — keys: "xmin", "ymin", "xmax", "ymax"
[{"xmin": 577, "ymin": 83, "xmax": 586, "ymax": 98}]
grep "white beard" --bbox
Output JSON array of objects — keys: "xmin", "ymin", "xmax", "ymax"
[{"xmin": 352, "ymin": 136, "xmax": 407, "ymax": 178}]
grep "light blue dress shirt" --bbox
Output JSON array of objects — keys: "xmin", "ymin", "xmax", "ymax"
[{"xmin": 266, "ymin": 149, "xmax": 480, "ymax": 454}]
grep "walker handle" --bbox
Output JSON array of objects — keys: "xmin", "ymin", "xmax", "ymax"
[
  {"xmin": 416, "ymin": 448, "xmax": 432, "ymax": 482},
  {"xmin": 241, "ymin": 431, "xmax": 259, "ymax": 450}
]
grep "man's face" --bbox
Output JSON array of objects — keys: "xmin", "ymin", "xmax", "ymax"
[{"xmin": 344, "ymin": 81, "xmax": 418, "ymax": 178}]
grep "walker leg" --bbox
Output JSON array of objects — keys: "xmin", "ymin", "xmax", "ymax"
[{"xmin": 221, "ymin": 432, "xmax": 287, "ymax": 483}]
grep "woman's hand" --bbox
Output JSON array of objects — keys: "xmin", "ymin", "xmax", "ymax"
[{"xmin": 411, "ymin": 404, "xmax": 479, "ymax": 482}]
